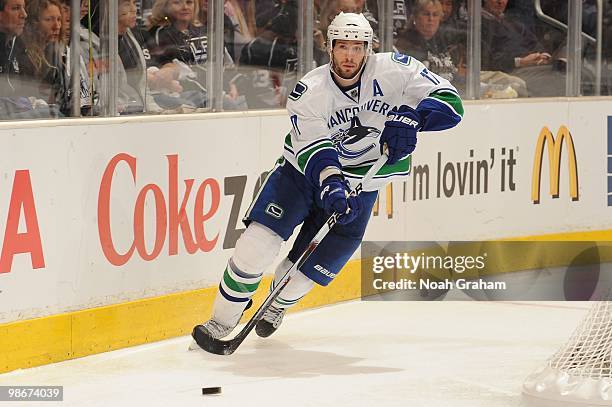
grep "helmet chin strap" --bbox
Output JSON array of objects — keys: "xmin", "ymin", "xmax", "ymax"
[{"xmin": 329, "ymin": 55, "xmax": 368, "ymax": 87}]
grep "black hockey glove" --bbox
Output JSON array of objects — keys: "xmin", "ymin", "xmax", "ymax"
[
  {"xmin": 380, "ymin": 105, "xmax": 421, "ymax": 164},
  {"xmin": 317, "ymin": 175, "xmax": 361, "ymax": 225}
]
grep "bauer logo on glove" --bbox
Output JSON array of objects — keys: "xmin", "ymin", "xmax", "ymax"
[
  {"xmin": 379, "ymin": 105, "xmax": 422, "ymax": 165},
  {"xmin": 386, "ymin": 113, "xmax": 420, "ymax": 128}
]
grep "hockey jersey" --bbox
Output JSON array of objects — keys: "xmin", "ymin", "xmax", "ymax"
[{"xmin": 283, "ymin": 52, "xmax": 463, "ymax": 191}]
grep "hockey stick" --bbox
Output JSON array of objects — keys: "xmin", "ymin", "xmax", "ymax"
[{"xmin": 192, "ymin": 151, "xmax": 389, "ymax": 355}]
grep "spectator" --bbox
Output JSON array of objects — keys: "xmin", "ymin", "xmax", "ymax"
[
  {"xmin": 0, "ymin": 0, "xmax": 33, "ymax": 117},
  {"xmin": 58, "ymin": 0, "xmax": 69, "ymax": 41},
  {"xmin": 20, "ymin": 0, "xmax": 69, "ymax": 116},
  {"xmin": 148, "ymin": 0, "xmax": 244, "ymax": 109},
  {"xmin": 116, "ymin": 0, "xmax": 162, "ymax": 113},
  {"xmin": 440, "ymin": 0, "xmax": 452, "ymax": 21},
  {"xmin": 504, "ymin": 0, "xmax": 537, "ymax": 33},
  {"xmin": 393, "ymin": 0, "xmax": 410, "ymax": 34},
  {"xmin": 396, "ymin": 0, "xmax": 526, "ymax": 98},
  {"xmin": 253, "ymin": 0, "xmax": 282, "ymax": 34},
  {"xmin": 58, "ymin": 0, "xmax": 99, "ymax": 116},
  {"xmin": 223, "ymin": 0, "xmax": 254, "ymax": 61},
  {"xmin": 481, "ymin": 0, "xmax": 565, "ymax": 97},
  {"xmin": 80, "ymin": 0, "xmax": 99, "ymax": 35},
  {"xmin": 238, "ymin": 0, "xmax": 297, "ymax": 108},
  {"xmin": 198, "ymin": 0, "xmax": 245, "ymax": 107},
  {"xmin": 313, "ymin": 2, "xmax": 328, "ymax": 66},
  {"xmin": 437, "ymin": 0, "xmax": 466, "ymax": 46},
  {"xmin": 395, "ymin": 0, "xmax": 457, "ymax": 83},
  {"xmin": 198, "ymin": 0, "xmax": 241, "ymax": 61},
  {"xmin": 318, "ymin": 0, "xmax": 367, "ymax": 32},
  {"xmin": 254, "ymin": 0, "xmax": 312, "ymax": 49},
  {"xmin": 538, "ymin": 0, "xmax": 599, "ymax": 95}
]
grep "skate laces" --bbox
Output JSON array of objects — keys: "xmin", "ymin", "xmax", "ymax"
[
  {"xmin": 203, "ymin": 319, "xmax": 233, "ymax": 339},
  {"xmin": 262, "ymin": 305, "xmax": 285, "ymax": 328}
]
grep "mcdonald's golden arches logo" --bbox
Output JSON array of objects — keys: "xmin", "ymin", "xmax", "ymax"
[{"xmin": 531, "ymin": 125, "xmax": 579, "ymax": 204}]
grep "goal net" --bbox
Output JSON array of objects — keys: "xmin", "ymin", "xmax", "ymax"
[{"xmin": 523, "ymin": 301, "xmax": 612, "ymax": 405}]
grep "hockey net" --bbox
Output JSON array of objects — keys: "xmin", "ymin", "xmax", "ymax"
[{"xmin": 523, "ymin": 301, "xmax": 612, "ymax": 405}]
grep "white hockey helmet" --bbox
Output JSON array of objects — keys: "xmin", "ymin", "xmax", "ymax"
[{"xmin": 326, "ymin": 12, "xmax": 373, "ymax": 55}]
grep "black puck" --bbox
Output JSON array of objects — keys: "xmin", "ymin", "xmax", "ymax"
[{"xmin": 202, "ymin": 386, "xmax": 222, "ymax": 395}]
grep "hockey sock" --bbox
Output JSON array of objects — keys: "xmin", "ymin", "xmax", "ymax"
[
  {"xmin": 271, "ymin": 258, "xmax": 315, "ymax": 309},
  {"xmin": 211, "ymin": 222, "xmax": 283, "ymax": 326},
  {"xmin": 213, "ymin": 258, "xmax": 262, "ymax": 326}
]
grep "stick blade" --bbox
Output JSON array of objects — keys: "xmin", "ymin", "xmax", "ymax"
[{"xmin": 191, "ymin": 325, "xmax": 237, "ymax": 356}]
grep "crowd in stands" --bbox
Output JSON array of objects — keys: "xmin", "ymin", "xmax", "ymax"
[
  {"xmin": 0, "ymin": 0, "xmax": 608, "ymax": 119},
  {"xmin": 392, "ymin": 0, "xmax": 603, "ymax": 98},
  {"xmin": 0, "ymin": 0, "xmax": 301, "ymax": 118}
]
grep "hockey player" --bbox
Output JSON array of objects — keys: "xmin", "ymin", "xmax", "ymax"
[{"xmin": 195, "ymin": 12, "xmax": 463, "ymax": 341}]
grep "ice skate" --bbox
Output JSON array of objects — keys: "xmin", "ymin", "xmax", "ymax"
[
  {"xmin": 189, "ymin": 299, "xmax": 252, "ymax": 350},
  {"xmin": 255, "ymin": 305, "xmax": 286, "ymax": 338}
]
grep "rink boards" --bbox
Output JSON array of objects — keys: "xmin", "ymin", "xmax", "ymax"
[{"xmin": 0, "ymin": 98, "xmax": 611, "ymax": 372}]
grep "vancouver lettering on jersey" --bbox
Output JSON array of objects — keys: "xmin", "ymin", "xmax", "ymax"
[{"xmin": 326, "ymin": 97, "xmax": 392, "ymax": 129}]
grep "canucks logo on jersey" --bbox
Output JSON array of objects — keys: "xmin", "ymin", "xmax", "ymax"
[{"xmin": 331, "ymin": 116, "xmax": 380, "ymax": 160}]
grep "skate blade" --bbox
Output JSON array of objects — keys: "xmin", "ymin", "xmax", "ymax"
[{"xmin": 188, "ymin": 340, "xmax": 201, "ymax": 351}]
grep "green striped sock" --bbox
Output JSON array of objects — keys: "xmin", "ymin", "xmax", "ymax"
[
  {"xmin": 270, "ymin": 280, "xmax": 303, "ymax": 309},
  {"xmin": 219, "ymin": 260, "xmax": 262, "ymax": 302}
]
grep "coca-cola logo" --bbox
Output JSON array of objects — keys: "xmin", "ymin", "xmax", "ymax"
[
  {"xmin": 98, "ymin": 153, "xmax": 221, "ymax": 266},
  {"xmin": 97, "ymin": 153, "xmax": 266, "ymax": 266}
]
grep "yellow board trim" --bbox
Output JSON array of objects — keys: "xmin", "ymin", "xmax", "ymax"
[
  {"xmin": 2, "ymin": 228, "xmax": 612, "ymax": 374},
  {"xmin": 0, "ymin": 260, "xmax": 363, "ymax": 374}
]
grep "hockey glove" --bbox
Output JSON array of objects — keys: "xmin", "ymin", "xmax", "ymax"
[
  {"xmin": 318, "ymin": 175, "xmax": 362, "ymax": 225},
  {"xmin": 380, "ymin": 105, "xmax": 421, "ymax": 164}
]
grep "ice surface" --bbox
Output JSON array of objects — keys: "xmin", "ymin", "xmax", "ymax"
[{"xmin": 0, "ymin": 301, "xmax": 591, "ymax": 407}]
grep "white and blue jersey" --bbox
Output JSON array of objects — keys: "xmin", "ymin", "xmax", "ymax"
[
  {"xmin": 243, "ymin": 52, "xmax": 463, "ymax": 286},
  {"xmin": 283, "ymin": 52, "xmax": 463, "ymax": 190}
]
